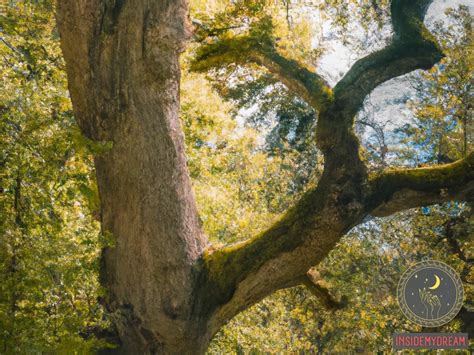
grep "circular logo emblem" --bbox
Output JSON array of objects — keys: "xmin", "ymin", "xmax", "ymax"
[{"xmin": 397, "ymin": 260, "xmax": 464, "ymax": 327}]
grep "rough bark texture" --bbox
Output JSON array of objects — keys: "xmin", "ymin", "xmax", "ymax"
[
  {"xmin": 56, "ymin": 0, "xmax": 473, "ymax": 353},
  {"xmin": 57, "ymin": 1, "xmax": 208, "ymax": 352}
]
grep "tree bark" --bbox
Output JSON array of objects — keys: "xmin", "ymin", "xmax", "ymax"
[
  {"xmin": 57, "ymin": 0, "xmax": 209, "ymax": 352},
  {"xmin": 56, "ymin": 0, "xmax": 474, "ymax": 353}
]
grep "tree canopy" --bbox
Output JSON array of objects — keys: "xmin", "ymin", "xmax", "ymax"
[{"xmin": 1, "ymin": 0, "xmax": 472, "ymax": 352}]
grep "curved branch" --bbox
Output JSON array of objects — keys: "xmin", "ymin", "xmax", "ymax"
[
  {"xmin": 304, "ymin": 269, "xmax": 345, "ymax": 309},
  {"xmin": 369, "ymin": 153, "xmax": 474, "ymax": 217},
  {"xmin": 333, "ymin": 0, "xmax": 443, "ymax": 116},
  {"xmin": 193, "ymin": 167, "xmax": 363, "ymax": 335},
  {"xmin": 264, "ymin": 269, "xmax": 345, "ymax": 310},
  {"xmin": 190, "ymin": 36, "xmax": 333, "ymax": 110}
]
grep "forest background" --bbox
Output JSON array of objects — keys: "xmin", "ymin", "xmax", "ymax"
[{"xmin": 0, "ymin": 0, "xmax": 472, "ymax": 352}]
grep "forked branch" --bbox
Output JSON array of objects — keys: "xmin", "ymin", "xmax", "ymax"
[{"xmin": 333, "ymin": 0, "xmax": 444, "ymax": 117}]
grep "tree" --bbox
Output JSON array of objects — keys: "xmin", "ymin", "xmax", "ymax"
[{"xmin": 55, "ymin": 0, "xmax": 473, "ymax": 352}]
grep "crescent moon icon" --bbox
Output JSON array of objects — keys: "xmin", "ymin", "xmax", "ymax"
[{"xmin": 429, "ymin": 274, "xmax": 441, "ymax": 290}]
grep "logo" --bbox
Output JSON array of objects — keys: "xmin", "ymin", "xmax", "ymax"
[
  {"xmin": 393, "ymin": 333, "xmax": 468, "ymax": 350},
  {"xmin": 397, "ymin": 260, "xmax": 464, "ymax": 327}
]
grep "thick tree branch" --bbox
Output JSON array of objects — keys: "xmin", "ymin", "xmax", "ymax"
[
  {"xmin": 314, "ymin": 0, "xmax": 443, "ymax": 170},
  {"xmin": 198, "ymin": 154, "xmax": 473, "ymax": 336},
  {"xmin": 190, "ymin": 35, "xmax": 332, "ymax": 110},
  {"xmin": 333, "ymin": 0, "xmax": 444, "ymax": 117},
  {"xmin": 369, "ymin": 153, "xmax": 474, "ymax": 217},
  {"xmin": 196, "ymin": 168, "xmax": 364, "ymax": 335}
]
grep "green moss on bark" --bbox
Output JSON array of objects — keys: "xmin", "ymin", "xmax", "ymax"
[{"xmin": 368, "ymin": 153, "xmax": 474, "ymax": 215}]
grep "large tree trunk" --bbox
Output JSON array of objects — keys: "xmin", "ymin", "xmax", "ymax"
[{"xmin": 57, "ymin": 1, "xmax": 209, "ymax": 352}]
